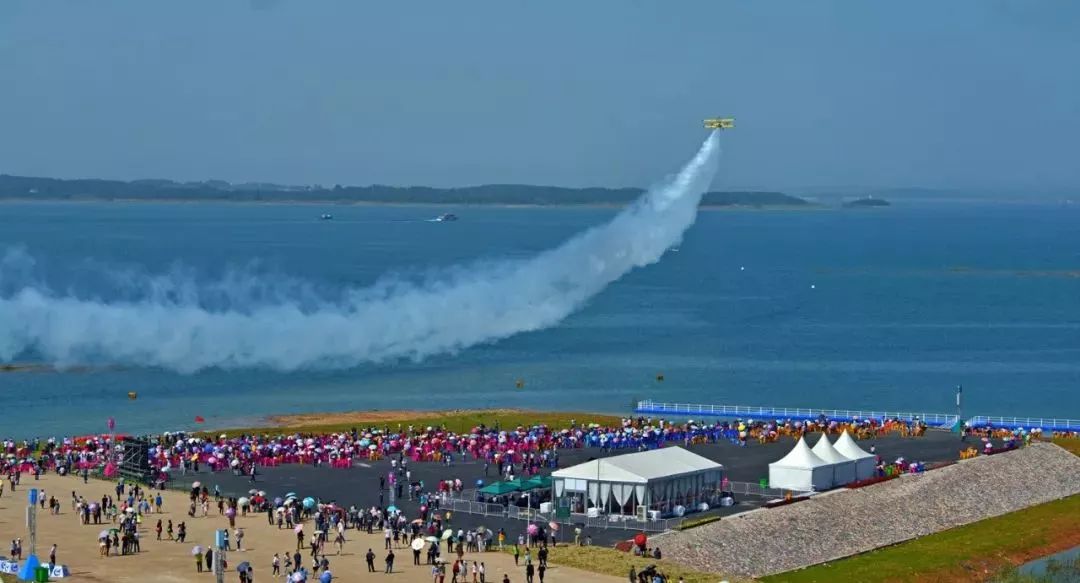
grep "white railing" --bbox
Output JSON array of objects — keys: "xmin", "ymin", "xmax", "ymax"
[
  {"xmin": 440, "ymin": 496, "xmax": 682, "ymax": 533},
  {"xmin": 967, "ymin": 416, "xmax": 1080, "ymax": 431},
  {"xmin": 635, "ymin": 400, "xmax": 959, "ymax": 427},
  {"xmin": 725, "ymin": 480, "xmax": 804, "ymax": 499}
]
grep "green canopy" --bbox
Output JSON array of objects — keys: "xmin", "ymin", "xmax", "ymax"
[
  {"xmin": 523, "ymin": 475, "xmax": 552, "ymax": 490},
  {"xmin": 504, "ymin": 477, "xmax": 532, "ymax": 491},
  {"xmin": 479, "ymin": 481, "xmax": 519, "ymax": 495}
]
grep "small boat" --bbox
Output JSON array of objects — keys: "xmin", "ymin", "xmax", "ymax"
[
  {"xmin": 319, "ymin": 214, "xmax": 333, "ymax": 220},
  {"xmin": 430, "ymin": 213, "xmax": 458, "ymax": 222}
]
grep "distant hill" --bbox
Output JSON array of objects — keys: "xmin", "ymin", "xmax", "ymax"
[
  {"xmin": 843, "ymin": 197, "xmax": 891, "ymax": 208},
  {"xmin": 0, "ymin": 174, "xmax": 810, "ymax": 208}
]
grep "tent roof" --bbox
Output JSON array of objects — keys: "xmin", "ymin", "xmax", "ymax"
[
  {"xmin": 479, "ymin": 481, "xmax": 520, "ymax": 495},
  {"xmin": 524, "ymin": 475, "xmax": 552, "ymax": 488},
  {"xmin": 834, "ymin": 430, "xmax": 875, "ymax": 460},
  {"xmin": 551, "ymin": 446, "xmax": 722, "ymax": 484},
  {"xmin": 769, "ymin": 436, "xmax": 831, "ymax": 469},
  {"xmin": 811, "ymin": 434, "xmax": 852, "ymax": 464}
]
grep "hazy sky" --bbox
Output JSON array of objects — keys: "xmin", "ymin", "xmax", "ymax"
[{"xmin": 1, "ymin": 1, "xmax": 1078, "ymax": 191}]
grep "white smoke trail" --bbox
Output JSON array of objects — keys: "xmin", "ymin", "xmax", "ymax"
[{"xmin": 0, "ymin": 133, "xmax": 721, "ymax": 372}]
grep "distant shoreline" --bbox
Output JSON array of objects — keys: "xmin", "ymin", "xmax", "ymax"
[{"xmin": 0, "ymin": 196, "xmax": 826, "ymax": 211}]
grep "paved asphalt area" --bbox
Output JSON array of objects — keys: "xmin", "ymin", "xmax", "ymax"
[{"xmin": 168, "ymin": 430, "xmax": 965, "ymax": 546}]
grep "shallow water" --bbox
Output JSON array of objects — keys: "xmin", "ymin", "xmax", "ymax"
[{"xmin": 1, "ymin": 201, "xmax": 1078, "ymax": 436}]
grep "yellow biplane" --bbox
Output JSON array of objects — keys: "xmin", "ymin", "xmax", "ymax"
[{"xmin": 703, "ymin": 117, "xmax": 735, "ymax": 130}]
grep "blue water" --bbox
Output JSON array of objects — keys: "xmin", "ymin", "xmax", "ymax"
[
  {"xmin": 1016, "ymin": 545, "xmax": 1080, "ymax": 580},
  {"xmin": 1, "ymin": 201, "xmax": 1079, "ymax": 436}
]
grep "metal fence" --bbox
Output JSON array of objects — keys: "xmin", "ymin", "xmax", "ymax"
[
  {"xmin": 440, "ymin": 497, "xmax": 684, "ymax": 533},
  {"xmin": 967, "ymin": 416, "xmax": 1080, "ymax": 432},
  {"xmin": 441, "ymin": 481, "xmax": 796, "ymax": 533},
  {"xmin": 635, "ymin": 400, "xmax": 959, "ymax": 428}
]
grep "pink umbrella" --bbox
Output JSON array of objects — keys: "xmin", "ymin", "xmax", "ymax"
[
  {"xmin": 294, "ymin": 525, "xmax": 303, "ymax": 534},
  {"xmin": 527, "ymin": 524, "xmax": 538, "ymax": 535}
]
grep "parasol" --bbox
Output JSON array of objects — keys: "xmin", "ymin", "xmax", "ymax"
[
  {"xmin": 411, "ymin": 538, "xmax": 425, "ymax": 551},
  {"xmin": 441, "ymin": 529, "xmax": 453, "ymax": 540},
  {"xmin": 424, "ymin": 536, "xmax": 439, "ymax": 543},
  {"xmin": 236, "ymin": 561, "xmax": 251, "ymax": 572},
  {"xmin": 191, "ymin": 545, "xmax": 203, "ymax": 555}
]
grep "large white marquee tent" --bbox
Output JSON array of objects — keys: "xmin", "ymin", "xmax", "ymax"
[
  {"xmin": 812, "ymin": 433, "xmax": 857, "ymax": 486},
  {"xmin": 551, "ymin": 446, "xmax": 723, "ymax": 517},
  {"xmin": 767, "ymin": 436, "xmax": 833, "ymax": 492},
  {"xmin": 834, "ymin": 429, "xmax": 878, "ymax": 480}
]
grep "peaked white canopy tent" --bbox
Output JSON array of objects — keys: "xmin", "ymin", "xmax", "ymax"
[
  {"xmin": 811, "ymin": 433, "xmax": 857, "ymax": 486},
  {"xmin": 834, "ymin": 430, "xmax": 878, "ymax": 480},
  {"xmin": 551, "ymin": 447, "xmax": 723, "ymax": 517},
  {"xmin": 768, "ymin": 436, "xmax": 833, "ymax": 492}
]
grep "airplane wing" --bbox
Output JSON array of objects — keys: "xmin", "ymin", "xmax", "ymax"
[{"xmin": 703, "ymin": 118, "xmax": 735, "ymax": 129}]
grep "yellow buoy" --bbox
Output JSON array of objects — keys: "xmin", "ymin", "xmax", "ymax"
[
  {"xmin": 515, "ymin": 379, "xmax": 525, "ymax": 389},
  {"xmin": 127, "ymin": 391, "xmax": 137, "ymax": 400}
]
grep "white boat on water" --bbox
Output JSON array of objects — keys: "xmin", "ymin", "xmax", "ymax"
[{"xmin": 429, "ymin": 213, "xmax": 458, "ymax": 222}]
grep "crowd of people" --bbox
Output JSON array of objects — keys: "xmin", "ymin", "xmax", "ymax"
[
  {"xmin": 2, "ymin": 413, "xmax": 1074, "ymax": 484},
  {"xmin": 1, "ymin": 411, "xmax": 1074, "ymax": 583}
]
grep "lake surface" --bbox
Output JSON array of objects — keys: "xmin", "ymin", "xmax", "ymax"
[{"xmin": 1, "ymin": 201, "xmax": 1078, "ymax": 436}]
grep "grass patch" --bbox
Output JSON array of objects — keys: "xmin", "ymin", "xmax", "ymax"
[
  {"xmin": 676, "ymin": 514, "xmax": 723, "ymax": 531},
  {"xmin": 1052, "ymin": 437, "xmax": 1080, "ymax": 457},
  {"xmin": 760, "ymin": 494, "xmax": 1080, "ymax": 583},
  {"xmin": 537, "ymin": 545, "xmax": 746, "ymax": 583},
  {"xmin": 208, "ymin": 409, "xmax": 624, "ymax": 437}
]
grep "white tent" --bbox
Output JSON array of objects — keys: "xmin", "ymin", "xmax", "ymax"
[
  {"xmin": 768, "ymin": 436, "xmax": 833, "ymax": 492},
  {"xmin": 811, "ymin": 433, "xmax": 857, "ymax": 486},
  {"xmin": 833, "ymin": 430, "xmax": 877, "ymax": 480},
  {"xmin": 551, "ymin": 447, "xmax": 723, "ymax": 516}
]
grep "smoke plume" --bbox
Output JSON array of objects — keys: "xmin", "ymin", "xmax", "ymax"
[{"xmin": 0, "ymin": 133, "xmax": 721, "ymax": 372}]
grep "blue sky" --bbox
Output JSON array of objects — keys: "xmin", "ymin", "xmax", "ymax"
[{"xmin": 1, "ymin": 1, "xmax": 1078, "ymax": 192}]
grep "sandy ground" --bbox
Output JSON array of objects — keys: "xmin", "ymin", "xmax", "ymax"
[{"xmin": 0, "ymin": 473, "xmax": 620, "ymax": 583}]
